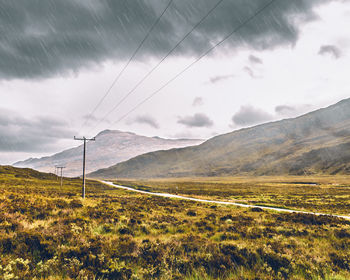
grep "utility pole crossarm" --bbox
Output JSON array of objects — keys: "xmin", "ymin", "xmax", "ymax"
[
  {"xmin": 74, "ymin": 136, "xmax": 96, "ymax": 199},
  {"xmin": 74, "ymin": 136, "xmax": 96, "ymax": 141}
]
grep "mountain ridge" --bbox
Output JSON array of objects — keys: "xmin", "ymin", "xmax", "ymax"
[
  {"xmin": 89, "ymin": 98, "xmax": 350, "ymax": 178},
  {"xmin": 14, "ymin": 130, "xmax": 204, "ymax": 177}
]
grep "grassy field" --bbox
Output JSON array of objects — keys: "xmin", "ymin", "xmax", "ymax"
[
  {"xmin": 1, "ymin": 167, "xmax": 350, "ymax": 279},
  {"xmin": 113, "ymin": 176, "xmax": 350, "ymax": 216}
]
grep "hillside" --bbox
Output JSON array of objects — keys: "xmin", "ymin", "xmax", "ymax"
[
  {"xmin": 90, "ymin": 98, "xmax": 350, "ymax": 178},
  {"xmin": 14, "ymin": 130, "xmax": 203, "ymax": 177},
  {"xmin": 0, "ymin": 165, "xmax": 56, "ymax": 180}
]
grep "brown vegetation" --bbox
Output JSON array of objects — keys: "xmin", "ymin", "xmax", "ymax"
[{"xmin": 0, "ymin": 167, "xmax": 350, "ymax": 279}]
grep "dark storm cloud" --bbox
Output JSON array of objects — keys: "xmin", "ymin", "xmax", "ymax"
[
  {"xmin": 178, "ymin": 113, "xmax": 213, "ymax": 128},
  {"xmin": 249, "ymin": 55, "xmax": 263, "ymax": 64},
  {"xmin": 130, "ymin": 115, "xmax": 160, "ymax": 129},
  {"xmin": 318, "ymin": 45, "xmax": 342, "ymax": 59},
  {"xmin": 0, "ymin": 108, "xmax": 75, "ymax": 152},
  {"xmin": 0, "ymin": 0, "xmax": 331, "ymax": 80},
  {"xmin": 232, "ymin": 105, "xmax": 273, "ymax": 126}
]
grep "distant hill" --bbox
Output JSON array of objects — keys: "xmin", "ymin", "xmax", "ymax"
[
  {"xmin": 90, "ymin": 98, "xmax": 350, "ymax": 178},
  {"xmin": 0, "ymin": 165, "xmax": 56, "ymax": 180},
  {"xmin": 14, "ymin": 130, "xmax": 204, "ymax": 177}
]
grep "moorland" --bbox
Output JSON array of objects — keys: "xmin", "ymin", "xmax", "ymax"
[
  {"xmin": 1, "ymin": 166, "xmax": 350, "ymax": 279},
  {"xmin": 113, "ymin": 176, "xmax": 350, "ymax": 216}
]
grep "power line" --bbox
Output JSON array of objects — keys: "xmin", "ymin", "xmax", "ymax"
[
  {"xmin": 111, "ymin": 0, "xmax": 278, "ymax": 125},
  {"xmin": 88, "ymin": 0, "xmax": 226, "ymax": 134},
  {"xmin": 80, "ymin": 0, "xmax": 174, "ymax": 132},
  {"xmin": 74, "ymin": 136, "xmax": 96, "ymax": 198}
]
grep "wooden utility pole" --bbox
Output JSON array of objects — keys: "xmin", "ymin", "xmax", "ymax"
[
  {"xmin": 56, "ymin": 166, "xmax": 65, "ymax": 187},
  {"xmin": 74, "ymin": 136, "xmax": 96, "ymax": 198}
]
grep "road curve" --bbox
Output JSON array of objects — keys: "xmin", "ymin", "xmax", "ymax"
[{"xmin": 101, "ymin": 180, "xmax": 350, "ymax": 221}]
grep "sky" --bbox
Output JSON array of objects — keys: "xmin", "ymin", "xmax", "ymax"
[{"xmin": 0, "ymin": 0, "xmax": 350, "ymax": 164}]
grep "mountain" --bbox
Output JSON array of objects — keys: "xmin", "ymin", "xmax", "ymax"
[
  {"xmin": 14, "ymin": 130, "xmax": 204, "ymax": 177},
  {"xmin": 89, "ymin": 98, "xmax": 350, "ymax": 178}
]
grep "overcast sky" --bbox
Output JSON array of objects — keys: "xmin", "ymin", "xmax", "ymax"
[{"xmin": 1, "ymin": 0, "xmax": 349, "ymax": 164}]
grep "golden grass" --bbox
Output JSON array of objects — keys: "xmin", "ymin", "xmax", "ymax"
[
  {"xmin": 0, "ymin": 169, "xmax": 350, "ymax": 279},
  {"xmin": 114, "ymin": 175, "xmax": 350, "ymax": 216}
]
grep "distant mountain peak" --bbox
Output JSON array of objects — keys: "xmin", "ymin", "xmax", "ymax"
[
  {"xmin": 14, "ymin": 130, "xmax": 204, "ymax": 177},
  {"xmin": 96, "ymin": 129, "xmax": 118, "ymax": 136},
  {"xmin": 95, "ymin": 129, "xmax": 139, "ymax": 138}
]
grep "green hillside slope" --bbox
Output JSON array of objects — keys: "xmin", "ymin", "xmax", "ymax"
[
  {"xmin": 90, "ymin": 98, "xmax": 350, "ymax": 178},
  {"xmin": 0, "ymin": 165, "xmax": 57, "ymax": 180}
]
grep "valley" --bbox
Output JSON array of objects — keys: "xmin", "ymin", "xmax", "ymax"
[
  {"xmin": 2, "ymin": 1, "xmax": 350, "ymax": 279},
  {"xmin": 1, "ymin": 166, "xmax": 350, "ymax": 279},
  {"xmin": 112, "ymin": 176, "xmax": 350, "ymax": 216}
]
